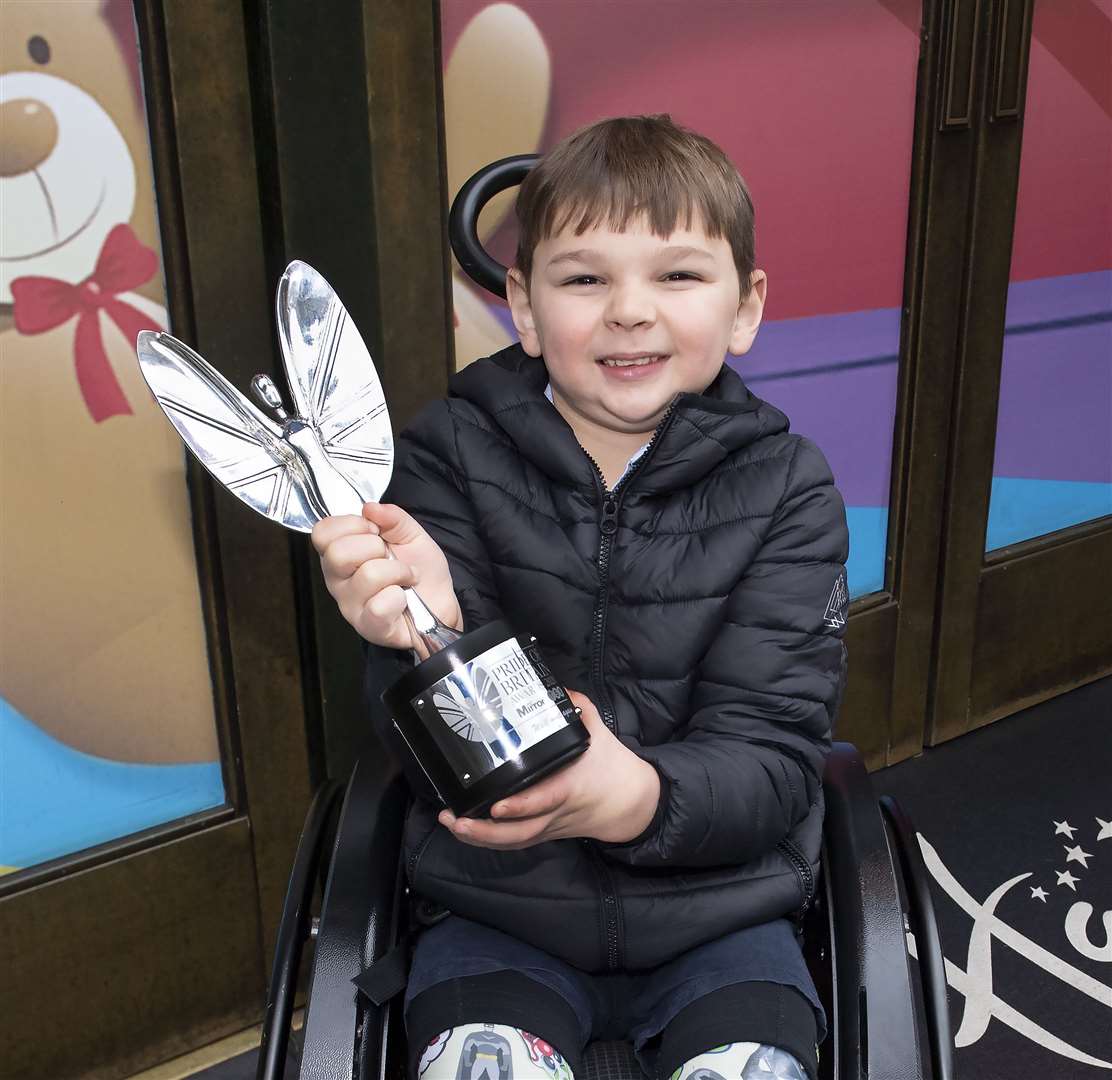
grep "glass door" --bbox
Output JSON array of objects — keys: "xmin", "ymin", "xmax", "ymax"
[
  {"xmin": 930, "ymin": 0, "xmax": 1112, "ymax": 741},
  {"xmin": 0, "ymin": 0, "xmax": 223, "ymax": 875},
  {"xmin": 0, "ymin": 3, "xmax": 314, "ymax": 1075}
]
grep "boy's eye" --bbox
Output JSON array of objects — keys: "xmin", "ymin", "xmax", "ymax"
[
  {"xmin": 562, "ymin": 275, "xmax": 602, "ymax": 286},
  {"xmin": 663, "ymin": 271, "xmax": 700, "ymax": 282}
]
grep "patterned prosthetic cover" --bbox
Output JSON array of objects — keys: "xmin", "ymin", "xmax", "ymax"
[
  {"xmin": 417, "ymin": 1024, "xmax": 574, "ymax": 1080},
  {"xmin": 672, "ymin": 1042, "xmax": 808, "ymax": 1080}
]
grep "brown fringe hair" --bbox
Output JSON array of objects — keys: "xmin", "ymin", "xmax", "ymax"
[{"xmin": 514, "ymin": 115, "xmax": 756, "ymax": 299}]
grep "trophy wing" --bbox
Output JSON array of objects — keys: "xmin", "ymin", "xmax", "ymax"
[
  {"xmin": 136, "ymin": 330, "xmax": 318, "ymax": 531},
  {"xmin": 276, "ymin": 260, "xmax": 394, "ymax": 503}
]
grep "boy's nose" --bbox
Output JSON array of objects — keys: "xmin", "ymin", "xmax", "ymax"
[{"xmin": 604, "ymin": 283, "xmax": 656, "ymax": 329}]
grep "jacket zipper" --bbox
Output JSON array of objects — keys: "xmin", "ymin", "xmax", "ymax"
[
  {"xmin": 580, "ymin": 399, "xmax": 681, "ymax": 970},
  {"xmin": 584, "ymin": 399, "xmax": 681, "ymax": 734},
  {"xmin": 582, "ymin": 839, "xmax": 623, "ymax": 970},
  {"xmin": 776, "ymin": 837, "xmax": 816, "ymax": 924}
]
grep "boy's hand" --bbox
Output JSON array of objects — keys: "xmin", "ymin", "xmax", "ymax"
[
  {"xmin": 437, "ymin": 691, "xmax": 661, "ymax": 850},
  {"xmin": 311, "ymin": 502, "xmax": 462, "ymax": 652}
]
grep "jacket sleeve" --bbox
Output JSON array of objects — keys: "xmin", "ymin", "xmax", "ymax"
[
  {"xmin": 601, "ymin": 437, "xmax": 849, "ymax": 869},
  {"xmin": 363, "ymin": 399, "xmax": 506, "ymax": 798}
]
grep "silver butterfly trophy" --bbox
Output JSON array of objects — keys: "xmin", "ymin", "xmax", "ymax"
[
  {"xmin": 135, "ymin": 260, "xmax": 457, "ymax": 656},
  {"xmin": 135, "ymin": 260, "xmax": 588, "ymax": 817}
]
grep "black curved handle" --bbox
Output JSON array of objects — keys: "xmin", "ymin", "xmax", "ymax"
[
  {"xmin": 256, "ymin": 779, "xmax": 345, "ymax": 1080},
  {"xmin": 879, "ymin": 795, "xmax": 955, "ymax": 1080},
  {"xmin": 448, "ymin": 154, "xmax": 539, "ymax": 298}
]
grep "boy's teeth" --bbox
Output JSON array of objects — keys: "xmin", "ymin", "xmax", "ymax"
[{"xmin": 601, "ymin": 355, "xmax": 661, "ymax": 367}]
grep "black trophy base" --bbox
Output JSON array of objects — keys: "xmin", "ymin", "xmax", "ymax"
[{"xmin": 382, "ymin": 620, "xmax": 589, "ymax": 818}]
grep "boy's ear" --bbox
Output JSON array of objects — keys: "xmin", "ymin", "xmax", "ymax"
[
  {"xmin": 729, "ymin": 270, "xmax": 768, "ymax": 357},
  {"xmin": 506, "ymin": 267, "xmax": 543, "ymax": 357}
]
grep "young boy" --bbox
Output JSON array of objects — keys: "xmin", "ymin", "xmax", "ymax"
[{"xmin": 313, "ymin": 115, "xmax": 848, "ymax": 1080}]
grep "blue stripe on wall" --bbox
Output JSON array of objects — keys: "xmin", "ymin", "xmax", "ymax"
[
  {"xmin": 987, "ymin": 477, "xmax": 1112, "ymax": 551},
  {"xmin": 0, "ymin": 699, "xmax": 224, "ymax": 871},
  {"xmin": 846, "ymin": 506, "xmax": 888, "ymax": 598}
]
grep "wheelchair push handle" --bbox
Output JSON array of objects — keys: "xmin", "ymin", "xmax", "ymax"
[{"xmin": 448, "ymin": 153, "xmax": 539, "ymax": 298}]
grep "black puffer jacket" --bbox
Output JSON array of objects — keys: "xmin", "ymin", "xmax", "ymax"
[{"xmin": 367, "ymin": 343, "xmax": 849, "ymax": 972}]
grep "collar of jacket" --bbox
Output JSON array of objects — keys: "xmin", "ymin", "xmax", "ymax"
[{"xmin": 447, "ymin": 343, "xmax": 790, "ymax": 494}]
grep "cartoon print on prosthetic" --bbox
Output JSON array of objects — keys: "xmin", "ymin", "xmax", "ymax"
[
  {"xmin": 670, "ymin": 1042, "xmax": 807, "ymax": 1080},
  {"xmin": 739, "ymin": 1044, "xmax": 808, "ymax": 1078},
  {"xmin": 418, "ymin": 1024, "xmax": 570, "ymax": 1080},
  {"xmin": 517, "ymin": 1030, "xmax": 573, "ymax": 1080},
  {"xmin": 456, "ymin": 1026, "xmax": 514, "ymax": 1080},
  {"xmin": 418, "ymin": 1030, "xmax": 454, "ymax": 1077}
]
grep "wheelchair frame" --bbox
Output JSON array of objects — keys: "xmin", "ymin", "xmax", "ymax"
[{"xmin": 258, "ymin": 745, "xmax": 951, "ymax": 1080}]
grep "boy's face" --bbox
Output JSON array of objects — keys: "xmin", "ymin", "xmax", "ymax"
[{"xmin": 507, "ymin": 214, "xmax": 766, "ymax": 438}]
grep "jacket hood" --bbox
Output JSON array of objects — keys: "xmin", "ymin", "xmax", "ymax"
[{"xmin": 448, "ymin": 343, "xmax": 791, "ymax": 494}]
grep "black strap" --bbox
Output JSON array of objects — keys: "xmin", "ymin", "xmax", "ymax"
[
  {"xmin": 351, "ymin": 900, "xmax": 450, "ymax": 1005},
  {"xmin": 352, "ymin": 940, "xmax": 410, "ymax": 1005}
]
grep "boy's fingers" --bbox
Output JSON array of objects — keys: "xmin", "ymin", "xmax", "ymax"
[
  {"xmin": 564, "ymin": 690, "xmax": 608, "ymax": 736},
  {"xmin": 359, "ymin": 581, "xmax": 412, "ymax": 627},
  {"xmin": 565, "ymin": 689, "xmax": 598, "ymax": 715},
  {"xmin": 451, "ymin": 818, "xmax": 549, "ymax": 850},
  {"xmin": 352, "ymin": 556, "xmax": 416, "ymax": 598},
  {"xmin": 319, "ymin": 532, "xmax": 390, "ymax": 580},
  {"xmin": 491, "ymin": 780, "xmax": 566, "ymax": 819},
  {"xmin": 439, "ymin": 809, "xmax": 554, "ymax": 849},
  {"xmin": 310, "ymin": 514, "xmax": 373, "ymax": 555},
  {"xmin": 363, "ymin": 502, "xmax": 429, "ymax": 547}
]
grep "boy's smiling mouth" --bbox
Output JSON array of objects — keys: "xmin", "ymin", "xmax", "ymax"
[{"xmin": 597, "ymin": 352, "xmax": 668, "ymax": 369}]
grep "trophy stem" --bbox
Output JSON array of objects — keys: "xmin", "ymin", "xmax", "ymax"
[
  {"xmin": 401, "ymin": 586, "xmax": 463, "ymax": 659},
  {"xmin": 381, "ymin": 544, "xmax": 462, "ymax": 658}
]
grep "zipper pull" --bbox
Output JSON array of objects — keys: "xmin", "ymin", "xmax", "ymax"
[{"xmin": 600, "ymin": 497, "xmax": 618, "ymax": 536}]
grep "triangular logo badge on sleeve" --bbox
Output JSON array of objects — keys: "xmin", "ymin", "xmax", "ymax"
[{"xmin": 823, "ymin": 571, "xmax": 848, "ymax": 630}]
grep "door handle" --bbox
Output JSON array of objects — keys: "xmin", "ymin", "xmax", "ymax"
[{"xmin": 988, "ymin": 0, "xmax": 1034, "ymax": 122}]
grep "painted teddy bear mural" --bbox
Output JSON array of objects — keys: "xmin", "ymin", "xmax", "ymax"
[{"xmin": 1, "ymin": 0, "xmax": 222, "ymax": 872}]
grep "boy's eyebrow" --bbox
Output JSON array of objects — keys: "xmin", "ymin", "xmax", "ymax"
[
  {"xmin": 545, "ymin": 248, "xmax": 600, "ymax": 267},
  {"xmin": 545, "ymin": 244, "xmax": 716, "ymax": 268},
  {"xmin": 656, "ymin": 245, "xmax": 716, "ymax": 261}
]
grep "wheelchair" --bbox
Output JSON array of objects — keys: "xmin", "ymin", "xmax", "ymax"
[{"xmin": 256, "ymin": 159, "xmax": 954, "ymax": 1080}]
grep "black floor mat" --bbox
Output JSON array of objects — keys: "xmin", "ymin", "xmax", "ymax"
[{"xmin": 872, "ymin": 676, "xmax": 1112, "ymax": 1079}]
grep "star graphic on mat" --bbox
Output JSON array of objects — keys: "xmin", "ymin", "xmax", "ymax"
[
  {"xmin": 1064, "ymin": 844, "xmax": 1093, "ymax": 868},
  {"xmin": 1030, "ymin": 886, "xmax": 1048, "ymax": 902},
  {"xmin": 1056, "ymin": 870, "xmax": 1079, "ymax": 891},
  {"xmin": 1097, "ymin": 817, "xmax": 1112, "ymax": 841},
  {"xmin": 1054, "ymin": 820, "xmax": 1077, "ymax": 838}
]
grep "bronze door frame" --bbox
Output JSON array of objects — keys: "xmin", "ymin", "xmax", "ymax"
[
  {"xmin": 244, "ymin": 0, "xmax": 454, "ymax": 789},
  {"xmin": 833, "ymin": 0, "xmax": 984, "ymax": 767}
]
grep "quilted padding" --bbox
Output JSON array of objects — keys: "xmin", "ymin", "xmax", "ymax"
[{"xmin": 366, "ymin": 344, "xmax": 848, "ymax": 971}]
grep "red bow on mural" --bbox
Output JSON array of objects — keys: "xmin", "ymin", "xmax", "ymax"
[{"xmin": 10, "ymin": 223, "xmax": 161, "ymax": 422}]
